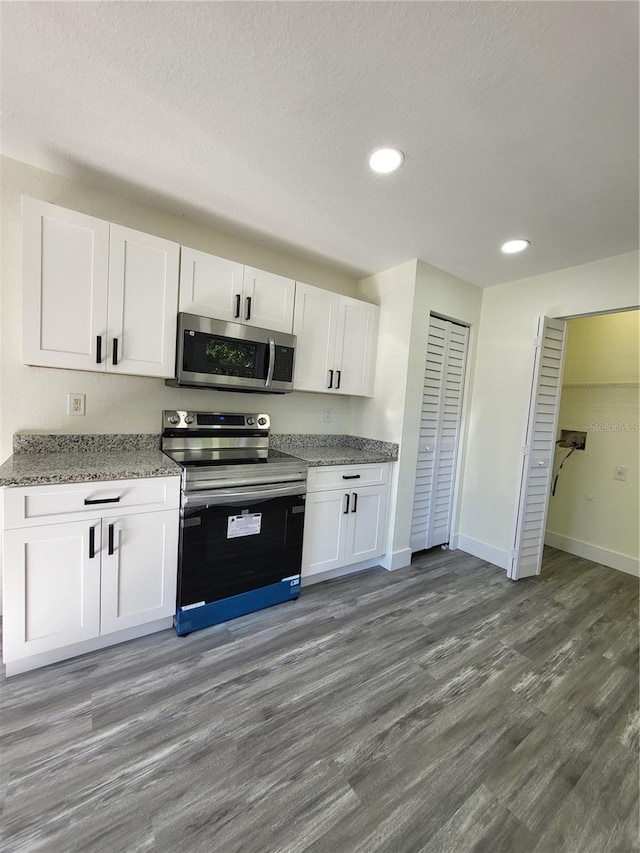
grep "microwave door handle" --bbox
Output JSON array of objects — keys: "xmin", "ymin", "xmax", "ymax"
[{"xmin": 265, "ymin": 336, "xmax": 276, "ymax": 387}]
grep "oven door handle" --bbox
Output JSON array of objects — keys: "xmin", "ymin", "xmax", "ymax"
[
  {"xmin": 265, "ymin": 336, "xmax": 276, "ymax": 387},
  {"xmin": 183, "ymin": 481, "xmax": 306, "ymax": 509}
]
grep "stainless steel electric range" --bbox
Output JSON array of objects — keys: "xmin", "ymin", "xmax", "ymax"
[{"xmin": 161, "ymin": 410, "xmax": 308, "ymax": 635}]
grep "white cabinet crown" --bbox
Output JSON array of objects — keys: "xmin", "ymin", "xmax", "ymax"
[{"xmin": 22, "ymin": 197, "xmax": 180, "ymax": 378}]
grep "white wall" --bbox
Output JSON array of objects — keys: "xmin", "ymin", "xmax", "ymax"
[
  {"xmin": 0, "ymin": 157, "xmax": 360, "ymax": 459},
  {"xmin": 545, "ymin": 311, "xmax": 639, "ymax": 574},
  {"xmin": 352, "ymin": 259, "xmax": 483, "ymax": 568},
  {"xmin": 352, "ymin": 260, "xmax": 418, "ymax": 568},
  {"xmin": 458, "ymin": 252, "xmax": 640, "ymax": 568}
]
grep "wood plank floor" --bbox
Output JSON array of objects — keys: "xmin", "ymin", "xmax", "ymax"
[{"xmin": 1, "ymin": 546, "xmax": 638, "ymax": 852}]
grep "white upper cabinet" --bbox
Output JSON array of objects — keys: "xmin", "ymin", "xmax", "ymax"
[
  {"xmin": 293, "ymin": 283, "xmax": 379, "ymax": 397},
  {"xmin": 290, "ymin": 284, "xmax": 339, "ymax": 392},
  {"xmin": 107, "ymin": 225, "xmax": 179, "ymax": 377},
  {"xmin": 178, "ymin": 249, "xmax": 295, "ymax": 333},
  {"xmin": 179, "ymin": 247, "xmax": 244, "ymax": 322},
  {"xmin": 22, "ymin": 198, "xmax": 180, "ymax": 378},
  {"xmin": 22, "ymin": 197, "xmax": 110, "ymax": 371},
  {"xmin": 242, "ymin": 266, "xmax": 296, "ymax": 333}
]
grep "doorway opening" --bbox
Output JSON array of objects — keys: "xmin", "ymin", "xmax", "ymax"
[
  {"xmin": 544, "ymin": 310, "xmax": 639, "ymax": 577},
  {"xmin": 510, "ymin": 309, "xmax": 639, "ymax": 580}
]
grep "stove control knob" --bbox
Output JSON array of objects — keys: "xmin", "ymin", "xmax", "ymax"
[
  {"xmin": 246, "ymin": 417, "xmax": 255, "ymax": 426},
  {"xmin": 184, "ymin": 415, "xmax": 194, "ymax": 425},
  {"xmin": 257, "ymin": 416, "xmax": 268, "ymax": 426},
  {"xmin": 168, "ymin": 414, "xmax": 180, "ymax": 425}
]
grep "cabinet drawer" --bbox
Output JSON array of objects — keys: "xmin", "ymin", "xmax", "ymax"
[
  {"xmin": 306, "ymin": 463, "xmax": 389, "ymax": 493},
  {"xmin": 3, "ymin": 477, "xmax": 180, "ymax": 529}
]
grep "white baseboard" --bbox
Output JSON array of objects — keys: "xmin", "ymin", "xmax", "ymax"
[
  {"xmin": 4, "ymin": 617, "xmax": 174, "ymax": 677},
  {"xmin": 380, "ymin": 548, "xmax": 412, "ymax": 572},
  {"xmin": 545, "ymin": 531, "xmax": 640, "ymax": 577},
  {"xmin": 301, "ymin": 557, "xmax": 383, "ymax": 587},
  {"xmin": 452, "ymin": 534, "xmax": 509, "ymax": 570}
]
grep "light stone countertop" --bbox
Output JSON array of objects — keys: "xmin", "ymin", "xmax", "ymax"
[
  {"xmin": 0, "ymin": 432, "xmax": 398, "ymax": 487},
  {"xmin": 0, "ymin": 434, "xmax": 181, "ymax": 487},
  {"xmin": 270, "ymin": 433, "xmax": 399, "ymax": 467}
]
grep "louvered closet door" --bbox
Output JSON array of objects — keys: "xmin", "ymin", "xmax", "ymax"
[
  {"xmin": 411, "ymin": 317, "xmax": 469, "ymax": 552},
  {"xmin": 508, "ymin": 317, "xmax": 567, "ymax": 580}
]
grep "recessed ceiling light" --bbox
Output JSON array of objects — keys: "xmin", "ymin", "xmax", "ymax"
[
  {"xmin": 369, "ymin": 147, "xmax": 404, "ymax": 174},
  {"xmin": 501, "ymin": 239, "xmax": 531, "ymax": 254}
]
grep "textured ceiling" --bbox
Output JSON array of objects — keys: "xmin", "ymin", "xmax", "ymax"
[{"xmin": 1, "ymin": 1, "xmax": 638, "ymax": 286}]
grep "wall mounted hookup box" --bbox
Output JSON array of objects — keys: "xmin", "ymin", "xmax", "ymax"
[{"xmin": 559, "ymin": 429, "xmax": 587, "ymax": 450}]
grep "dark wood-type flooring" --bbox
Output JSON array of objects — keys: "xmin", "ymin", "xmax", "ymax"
[{"xmin": 1, "ymin": 546, "xmax": 638, "ymax": 852}]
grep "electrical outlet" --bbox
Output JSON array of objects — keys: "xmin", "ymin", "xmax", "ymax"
[
  {"xmin": 323, "ymin": 408, "xmax": 333, "ymax": 423},
  {"xmin": 613, "ymin": 466, "xmax": 628, "ymax": 482},
  {"xmin": 67, "ymin": 393, "xmax": 85, "ymax": 416}
]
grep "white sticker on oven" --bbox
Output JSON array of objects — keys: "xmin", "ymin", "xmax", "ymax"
[{"xmin": 227, "ymin": 513, "xmax": 262, "ymax": 538}]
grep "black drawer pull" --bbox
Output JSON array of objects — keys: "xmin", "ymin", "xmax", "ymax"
[
  {"xmin": 335, "ymin": 370, "xmax": 341, "ymax": 389},
  {"xmin": 112, "ymin": 337, "xmax": 119, "ymax": 366},
  {"xmin": 342, "ymin": 474, "xmax": 361, "ymax": 480},
  {"xmin": 352, "ymin": 492, "xmax": 358, "ymax": 512},
  {"xmin": 96, "ymin": 335, "xmax": 102, "ymax": 364},
  {"xmin": 328, "ymin": 370, "xmax": 334, "ymax": 389},
  {"xmin": 235, "ymin": 294, "xmax": 241, "ymax": 318},
  {"xmin": 89, "ymin": 526, "xmax": 96, "ymax": 559},
  {"xmin": 343, "ymin": 493, "xmax": 350, "ymax": 514},
  {"xmin": 108, "ymin": 523, "xmax": 115, "ymax": 555},
  {"xmin": 84, "ymin": 496, "xmax": 121, "ymax": 505},
  {"xmin": 246, "ymin": 296, "xmax": 252, "ymax": 321}
]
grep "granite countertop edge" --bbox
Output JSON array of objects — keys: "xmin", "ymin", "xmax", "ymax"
[{"xmin": 0, "ymin": 432, "xmax": 399, "ymax": 487}]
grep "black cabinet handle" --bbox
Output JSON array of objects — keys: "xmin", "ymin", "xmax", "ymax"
[
  {"xmin": 335, "ymin": 370, "xmax": 341, "ymax": 389},
  {"xmin": 235, "ymin": 294, "xmax": 241, "ymax": 319},
  {"xmin": 96, "ymin": 335, "xmax": 102, "ymax": 364},
  {"xmin": 342, "ymin": 474, "xmax": 361, "ymax": 480},
  {"xmin": 108, "ymin": 523, "xmax": 115, "ymax": 555},
  {"xmin": 352, "ymin": 492, "xmax": 358, "ymax": 513},
  {"xmin": 246, "ymin": 296, "xmax": 252, "ymax": 321},
  {"xmin": 84, "ymin": 496, "xmax": 121, "ymax": 506},
  {"xmin": 89, "ymin": 526, "xmax": 96, "ymax": 559},
  {"xmin": 112, "ymin": 338, "xmax": 119, "ymax": 366},
  {"xmin": 328, "ymin": 370, "xmax": 334, "ymax": 389},
  {"xmin": 343, "ymin": 493, "xmax": 350, "ymax": 514}
]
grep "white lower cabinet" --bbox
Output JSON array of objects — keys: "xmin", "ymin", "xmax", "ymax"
[
  {"xmin": 2, "ymin": 477, "xmax": 180, "ymax": 674},
  {"xmin": 302, "ymin": 463, "xmax": 389, "ymax": 579},
  {"xmin": 100, "ymin": 509, "xmax": 179, "ymax": 635},
  {"xmin": 3, "ymin": 519, "xmax": 102, "ymax": 659}
]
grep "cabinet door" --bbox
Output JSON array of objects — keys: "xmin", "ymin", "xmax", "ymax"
[
  {"xmin": 2, "ymin": 520, "xmax": 101, "ymax": 661},
  {"xmin": 22, "ymin": 197, "xmax": 109, "ymax": 371},
  {"xmin": 242, "ymin": 266, "xmax": 295, "ymax": 333},
  {"xmin": 292, "ymin": 283, "xmax": 339, "ymax": 392},
  {"xmin": 334, "ymin": 297, "xmax": 379, "ymax": 396},
  {"xmin": 179, "ymin": 247, "xmax": 244, "ymax": 321},
  {"xmin": 100, "ymin": 509, "xmax": 179, "ymax": 635},
  {"xmin": 301, "ymin": 490, "xmax": 349, "ymax": 577},
  {"xmin": 345, "ymin": 485, "xmax": 388, "ymax": 564},
  {"xmin": 107, "ymin": 224, "xmax": 180, "ymax": 378}
]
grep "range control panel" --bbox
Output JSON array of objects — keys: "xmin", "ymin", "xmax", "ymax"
[{"xmin": 162, "ymin": 411, "xmax": 270, "ymax": 430}]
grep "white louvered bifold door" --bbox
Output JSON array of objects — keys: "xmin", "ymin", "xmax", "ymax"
[
  {"xmin": 411, "ymin": 317, "xmax": 469, "ymax": 552},
  {"xmin": 508, "ymin": 317, "xmax": 567, "ymax": 580}
]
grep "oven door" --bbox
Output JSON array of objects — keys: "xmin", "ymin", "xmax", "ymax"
[{"xmin": 178, "ymin": 482, "xmax": 306, "ymax": 609}]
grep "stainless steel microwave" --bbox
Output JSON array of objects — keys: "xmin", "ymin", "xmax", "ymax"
[{"xmin": 167, "ymin": 313, "xmax": 296, "ymax": 393}]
